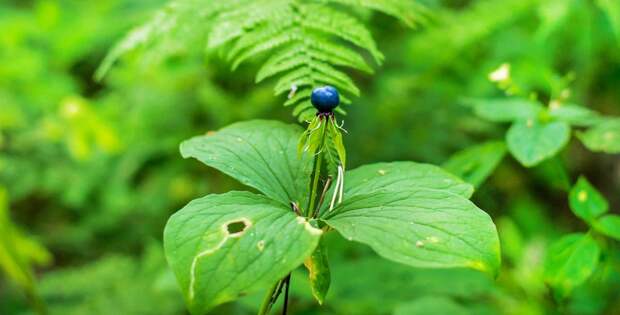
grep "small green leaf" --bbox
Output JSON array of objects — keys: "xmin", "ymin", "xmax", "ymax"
[
  {"xmin": 549, "ymin": 103, "xmax": 601, "ymax": 127},
  {"xmin": 303, "ymin": 237, "xmax": 331, "ymax": 305},
  {"xmin": 181, "ymin": 120, "xmax": 312, "ymax": 207},
  {"xmin": 543, "ymin": 233, "xmax": 600, "ymax": 297},
  {"xmin": 164, "ymin": 191, "xmax": 322, "ymax": 314},
  {"xmin": 467, "ymin": 98, "xmax": 543, "ymax": 122},
  {"xmin": 506, "ymin": 120, "xmax": 570, "ymax": 167},
  {"xmin": 344, "ymin": 162, "xmax": 474, "ymax": 199},
  {"xmin": 323, "ymin": 190, "xmax": 501, "ymax": 275},
  {"xmin": 442, "ymin": 141, "xmax": 506, "ymax": 188},
  {"xmin": 593, "ymin": 214, "xmax": 620, "ymax": 241},
  {"xmin": 569, "ymin": 177, "xmax": 608, "ymax": 222},
  {"xmin": 577, "ymin": 119, "xmax": 620, "ymax": 153}
]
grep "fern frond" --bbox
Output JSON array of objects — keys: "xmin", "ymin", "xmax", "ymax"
[
  {"xmin": 325, "ymin": 0, "xmax": 430, "ymax": 27},
  {"xmin": 99, "ymin": 0, "xmax": 428, "ymax": 120},
  {"xmin": 95, "ymin": 0, "xmax": 226, "ymax": 80}
]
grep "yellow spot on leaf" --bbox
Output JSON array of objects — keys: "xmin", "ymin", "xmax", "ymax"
[{"xmin": 578, "ymin": 191, "xmax": 587, "ymax": 202}]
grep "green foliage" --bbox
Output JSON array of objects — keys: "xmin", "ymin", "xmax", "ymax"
[
  {"xmin": 164, "ymin": 191, "xmax": 322, "ymax": 314},
  {"xmin": 506, "ymin": 120, "xmax": 571, "ymax": 167},
  {"xmin": 326, "ymin": 254, "xmax": 498, "ymax": 315},
  {"xmin": 468, "ymin": 98, "xmax": 544, "ymax": 123},
  {"xmin": 343, "ymin": 162, "xmax": 474, "ymax": 198},
  {"xmin": 180, "ymin": 120, "xmax": 312, "ymax": 207},
  {"xmin": 303, "ymin": 238, "xmax": 330, "ymax": 305},
  {"xmin": 543, "ymin": 233, "xmax": 600, "ymax": 298},
  {"xmin": 442, "ymin": 141, "xmax": 507, "ymax": 188},
  {"xmin": 393, "ymin": 296, "xmax": 469, "ymax": 315},
  {"xmin": 577, "ymin": 119, "xmax": 620, "ymax": 153},
  {"xmin": 323, "ymin": 189, "xmax": 500, "ymax": 274},
  {"xmin": 5, "ymin": 0, "xmax": 620, "ymax": 314},
  {"xmin": 593, "ymin": 215, "xmax": 620, "ymax": 241},
  {"xmin": 569, "ymin": 177, "xmax": 609, "ymax": 223},
  {"xmin": 100, "ymin": 0, "xmax": 427, "ymax": 120},
  {"xmin": 165, "ymin": 120, "xmax": 500, "ymax": 313},
  {"xmin": 469, "ymin": 92, "xmax": 620, "ymax": 167},
  {"xmin": 35, "ymin": 244, "xmax": 185, "ymax": 315},
  {"xmin": 0, "ymin": 187, "xmax": 51, "ymax": 313}
]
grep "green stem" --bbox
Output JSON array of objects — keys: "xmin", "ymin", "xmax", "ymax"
[
  {"xmin": 257, "ymin": 280, "xmax": 280, "ymax": 315},
  {"xmin": 258, "ymin": 118, "xmax": 329, "ymax": 314},
  {"xmin": 307, "ymin": 121, "xmax": 327, "ymax": 217}
]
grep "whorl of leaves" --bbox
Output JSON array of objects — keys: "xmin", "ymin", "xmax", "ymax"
[{"xmin": 97, "ymin": 0, "xmax": 427, "ymax": 120}]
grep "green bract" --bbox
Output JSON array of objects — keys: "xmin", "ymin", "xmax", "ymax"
[{"xmin": 164, "ymin": 120, "xmax": 501, "ymax": 314}]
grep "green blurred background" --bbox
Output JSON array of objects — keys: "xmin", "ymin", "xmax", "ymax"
[{"xmin": 1, "ymin": 0, "xmax": 620, "ymax": 314}]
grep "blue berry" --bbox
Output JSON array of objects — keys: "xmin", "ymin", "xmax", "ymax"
[{"xmin": 311, "ymin": 86, "xmax": 340, "ymax": 113}]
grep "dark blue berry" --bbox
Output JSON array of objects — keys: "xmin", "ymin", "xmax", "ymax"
[{"xmin": 311, "ymin": 86, "xmax": 340, "ymax": 113}]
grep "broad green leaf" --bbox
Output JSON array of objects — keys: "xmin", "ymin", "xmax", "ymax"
[
  {"xmin": 442, "ymin": 141, "xmax": 506, "ymax": 188},
  {"xmin": 164, "ymin": 191, "xmax": 322, "ymax": 314},
  {"xmin": 393, "ymin": 296, "xmax": 468, "ymax": 315},
  {"xmin": 569, "ymin": 177, "xmax": 608, "ymax": 222},
  {"xmin": 467, "ymin": 98, "xmax": 543, "ymax": 122},
  {"xmin": 344, "ymin": 162, "xmax": 474, "ymax": 199},
  {"xmin": 181, "ymin": 120, "xmax": 312, "ymax": 207},
  {"xmin": 506, "ymin": 120, "xmax": 570, "ymax": 167},
  {"xmin": 544, "ymin": 233, "xmax": 600, "ymax": 297},
  {"xmin": 577, "ymin": 119, "xmax": 620, "ymax": 153},
  {"xmin": 303, "ymin": 237, "xmax": 331, "ymax": 305},
  {"xmin": 593, "ymin": 215, "xmax": 620, "ymax": 241},
  {"xmin": 323, "ymin": 190, "xmax": 501, "ymax": 274},
  {"xmin": 549, "ymin": 103, "xmax": 601, "ymax": 127}
]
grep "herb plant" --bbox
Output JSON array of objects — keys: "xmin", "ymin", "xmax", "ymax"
[
  {"xmin": 99, "ymin": 1, "xmax": 502, "ymax": 314},
  {"xmin": 5, "ymin": 0, "xmax": 620, "ymax": 314}
]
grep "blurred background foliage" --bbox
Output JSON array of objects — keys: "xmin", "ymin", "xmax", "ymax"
[{"xmin": 1, "ymin": 0, "xmax": 620, "ymax": 314}]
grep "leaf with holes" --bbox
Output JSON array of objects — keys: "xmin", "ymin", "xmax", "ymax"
[
  {"xmin": 343, "ymin": 162, "xmax": 474, "ymax": 199},
  {"xmin": 181, "ymin": 120, "xmax": 312, "ymax": 207},
  {"xmin": 506, "ymin": 120, "xmax": 570, "ymax": 167},
  {"xmin": 322, "ymin": 189, "xmax": 501, "ymax": 275},
  {"xmin": 164, "ymin": 191, "xmax": 322, "ymax": 314},
  {"xmin": 577, "ymin": 119, "xmax": 620, "ymax": 153},
  {"xmin": 543, "ymin": 233, "xmax": 600, "ymax": 297},
  {"xmin": 442, "ymin": 141, "xmax": 506, "ymax": 188},
  {"xmin": 569, "ymin": 177, "xmax": 608, "ymax": 223}
]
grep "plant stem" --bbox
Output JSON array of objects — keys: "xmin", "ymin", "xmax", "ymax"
[
  {"xmin": 258, "ymin": 119, "xmax": 329, "ymax": 315},
  {"xmin": 257, "ymin": 280, "xmax": 280, "ymax": 315},
  {"xmin": 312, "ymin": 176, "xmax": 332, "ymax": 218},
  {"xmin": 281, "ymin": 274, "xmax": 292, "ymax": 315},
  {"xmin": 307, "ymin": 121, "xmax": 327, "ymax": 216}
]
